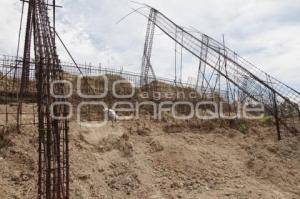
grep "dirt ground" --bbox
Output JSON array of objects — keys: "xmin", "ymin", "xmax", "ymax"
[{"xmin": 0, "ymin": 104, "xmax": 300, "ymax": 199}]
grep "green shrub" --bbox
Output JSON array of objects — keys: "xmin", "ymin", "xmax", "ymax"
[
  {"xmin": 239, "ymin": 123, "xmax": 249, "ymax": 134},
  {"xmin": 259, "ymin": 116, "xmax": 273, "ymax": 126}
]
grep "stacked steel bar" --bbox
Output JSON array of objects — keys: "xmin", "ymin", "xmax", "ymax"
[{"xmin": 18, "ymin": 0, "xmax": 69, "ymax": 198}]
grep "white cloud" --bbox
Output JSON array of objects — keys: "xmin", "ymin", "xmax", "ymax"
[
  {"xmin": 0, "ymin": 1, "xmax": 24, "ymax": 55},
  {"xmin": 0, "ymin": 0, "xmax": 299, "ymax": 89}
]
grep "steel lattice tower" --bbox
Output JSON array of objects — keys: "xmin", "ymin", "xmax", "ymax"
[{"xmin": 139, "ymin": 6, "xmax": 300, "ymax": 139}]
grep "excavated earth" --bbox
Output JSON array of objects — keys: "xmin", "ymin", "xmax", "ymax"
[{"xmin": 0, "ymin": 104, "xmax": 300, "ymax": 199}]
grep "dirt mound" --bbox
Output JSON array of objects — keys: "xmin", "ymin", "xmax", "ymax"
[{"xmin": 0, "ymin": 109, "xmax": 299, "ymax": 198}]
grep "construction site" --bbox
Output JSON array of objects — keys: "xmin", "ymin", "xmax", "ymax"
[{"xmin": 0, "ymin": 0, "xmax": 300, "ymax": 198}]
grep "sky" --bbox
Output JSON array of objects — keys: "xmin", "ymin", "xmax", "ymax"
[{"xmin": 0, "ymin": 0, "xmax": 300, "ymax": 90}]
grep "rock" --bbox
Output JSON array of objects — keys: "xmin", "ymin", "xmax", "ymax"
[
  {"xmin": 246, "ymin": 158, "xmax": 255, "ymax": 169},
  {"xmin": 97, "ymin": 145, "xmax": 105, "ymax": 153},
  {"xmin": 9, "ymin": 148, "xmax": 17, "ymax": 154},
  {"xmin": 235, "ymin": 184, "xmax": 245, "ymax": 189},
  {"xmin": 170, "ymin": 181, "xmax": 181, "ymax": 189},
  {"xmin": 78, "ymin": 173, "xmax": 90, "ymax": 180},
  {"xmin": 121, "ymin": 133, "xmax": 130, "ymax": 141},
  {"xmin": 11, "ymin": 175, "xmax": 20, "ymax": 182},
  {"xmin": 137, "ymin": 128, "xmax": 151, "ymax": 136},
  {"xmin": 98, "ymin": 168, "xmax": 104, "ymax": 173},
  {"xmin": 150, "ymin": 140, "xmax": 164, "ymax": 153},
  {"xmin": 20, "ymin": 172, "xmax": 33, "ymax": 181}
]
